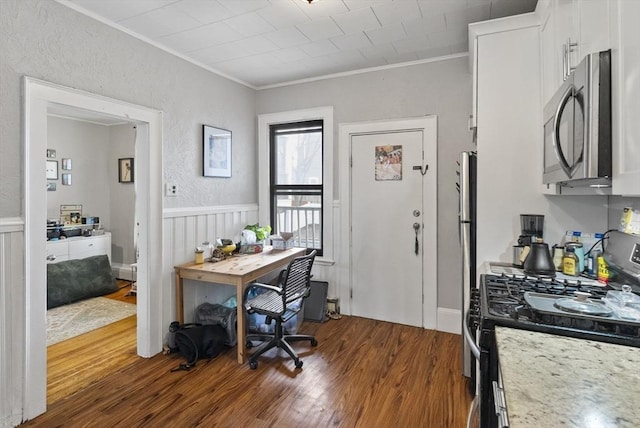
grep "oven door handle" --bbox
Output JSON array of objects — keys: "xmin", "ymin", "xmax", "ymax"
[{"xmin": 463, "ymin": 309, "xmax": 480, "ymax": 360}]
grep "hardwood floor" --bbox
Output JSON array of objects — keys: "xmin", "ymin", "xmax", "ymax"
[
  {"xmin": 46, "ymin": 280, "xmax": 138, "ymax": 404},
  {"xmin": 33, "ymin": 292, "xmax": 473, "ymax": 427}
]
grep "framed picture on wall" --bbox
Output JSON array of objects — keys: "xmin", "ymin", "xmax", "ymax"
[
  {"xmin": 203, "ymin": 125, "xmax": 232, "ymax": 178},
  {"xmin": 118, "ymin": 158, "xmax": 134, "ymax": 183},
  {"xmin": 46, "ymin": 160, "xmax": 58, "ymax": 180}
]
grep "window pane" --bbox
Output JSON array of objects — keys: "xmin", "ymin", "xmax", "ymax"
[
  {"xmin": 275, "ymin": 131, "xmax": 322, "ymax": 185},
  {"xmin": 275, "ymin": 194, "xmax": 321, "ymax": 250}
]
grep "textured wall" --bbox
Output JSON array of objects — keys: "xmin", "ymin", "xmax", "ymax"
[
  {"xmin": 0, "ymin": 0, "xmax": 257, "ymax": 219},
  {"xmin": 257, "ymin": 57, "xmax": 475, "ymax": 310}
]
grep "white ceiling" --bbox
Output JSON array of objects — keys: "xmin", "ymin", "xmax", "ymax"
[{"xmin": 59, "ymin": 0, "xmax": 537, "ymax": 89}]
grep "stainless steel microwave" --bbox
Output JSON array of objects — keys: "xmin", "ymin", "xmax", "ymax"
[{"xmin": 543, "ymin": 50, "xmax": 612, "ymax": 186}]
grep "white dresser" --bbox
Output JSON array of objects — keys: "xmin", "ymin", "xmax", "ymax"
[{"xmin": 46, "ymin": 232, "xmax": 111, "ymax": 264}]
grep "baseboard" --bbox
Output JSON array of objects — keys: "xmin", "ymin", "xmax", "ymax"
[
  {"xmin": 437, "ymin": 307, "xmax": 461, "ymax": 334},
  {"xmin": 111, "ymin": 263, "xmax": 136, "ymax": 281}
]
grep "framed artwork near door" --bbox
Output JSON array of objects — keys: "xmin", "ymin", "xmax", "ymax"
[
  {"xmin": 203, "ymin": 125, "xmax": 232, "ymax": 178},
  {"xmin": 118, "ymin": 157, "xmax": 134, "ymax": 183}
]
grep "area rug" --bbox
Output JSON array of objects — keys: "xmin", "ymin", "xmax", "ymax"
[{"xmin": 47, "ymin": 297, "xmax": 136, "ymax": 346}]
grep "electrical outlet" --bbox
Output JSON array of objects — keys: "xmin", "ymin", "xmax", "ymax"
[{"xmin": 165, "ymin": 183, "xmax": 178, "ymax": 196}]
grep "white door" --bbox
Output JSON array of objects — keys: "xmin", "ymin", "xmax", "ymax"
[{"xmin": 349, "ymin": 120, "xmax": 436, "ymax": 327}]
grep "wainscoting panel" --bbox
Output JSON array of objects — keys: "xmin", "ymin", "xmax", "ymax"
[
  {"xmin": 162, "ymin": 205, "xmax": 259, "ymax": 323},
  {"xmin": 0, "ymin": 218, "xmax": 25, "ymax": 427}
]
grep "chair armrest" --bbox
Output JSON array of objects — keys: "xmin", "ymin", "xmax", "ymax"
[{"xmin": 243, "ymin": 282, "xmax": 283, "ymax": 302}]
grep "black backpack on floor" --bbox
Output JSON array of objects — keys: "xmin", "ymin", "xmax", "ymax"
[{"xmin": 166, "ymin": 322, "xmax": 226, "ymax": 371}]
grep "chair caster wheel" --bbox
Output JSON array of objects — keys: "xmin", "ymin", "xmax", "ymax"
[
  {"xmin": 249, "ymin": 360, "xmax": 258, "ymax": 370},
  {"xmin": 311, "ymin": 338, "xmax": 318, "ymax": 347},
  {"xmin": 295, "ymin": 360, "xmax": 303, "ymax": 369}
]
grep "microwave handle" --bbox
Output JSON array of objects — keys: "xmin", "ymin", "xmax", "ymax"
[{"xmin": 552, "ymin": 84, "xmax": 575, "ymax": 178}]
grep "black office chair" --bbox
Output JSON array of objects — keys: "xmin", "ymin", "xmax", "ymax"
[{"xmin": 243, "ymin": 250, "xmax": 317, "ymax": 369}]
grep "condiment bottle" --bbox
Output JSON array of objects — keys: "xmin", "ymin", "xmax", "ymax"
[
  {"xmin": 565, "ymin": 242, "xmax": 585, "ymax": 273},
  {"xmin": 552, "ymin": 245, "xmax": 564, "ymax": 271},
  {"xmin": 562, "ymin": 246, "xmax": 579, "ymax": 276},
  {"xmin": 597, "ymin": 255, "xmax": 609, "ymax": 283},
  {"xmin": 195, "ymin": 249, "xmax": 204, "ymax": 264},
  {"xmin": 587, "ymin": 250, "xmax": 600, "ymax": 276}
]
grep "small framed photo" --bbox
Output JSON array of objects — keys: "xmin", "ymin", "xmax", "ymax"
[
  {"xmin": 118, "ymin": 158, "xmax": 134, "ymax": 183},
  {"xmin": 46, "ymin": 160, "xmax": 58, "ymax": 180},
  {"xmin": 46, "ymin": 149, "xmax": 56, "ymax": 158},
  {"xmin": 62, "ymin": 173, "xmax": 72, "ymax": 186},
  {"xmin": 60, "ymin": 204, "xmax": 82, "ymax": 225},
  {"xmin": 62, "ymin": 158, "xmax": 72, "ymax": 170},
  {"xmin": 203, "ymin": 125, "xmax": 232, "ymax": 178}
]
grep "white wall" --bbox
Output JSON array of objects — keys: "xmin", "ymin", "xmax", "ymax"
[
  {"xmin": 109, "ymin": 123, "xmax": 136, "ymax": 265},
  {"xmin": 45, "ymin": 117, "xmax": 138, "ymax": 267},
  {"xmin": 46, "ymin": 116, "xmax": 112, "ymax": 227},
  {"xmin": 257, "ymin": 56, "xmax": 475, "ymax": 310}
]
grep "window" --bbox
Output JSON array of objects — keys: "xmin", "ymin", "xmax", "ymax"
[{"xmin": 269, "ymin": 120, "xmax": 323, "ymax": 255}]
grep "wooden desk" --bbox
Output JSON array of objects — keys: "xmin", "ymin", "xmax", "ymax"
[{"xmin": 174, "ymin": 246, "xmax": 307, "ymax": 364}]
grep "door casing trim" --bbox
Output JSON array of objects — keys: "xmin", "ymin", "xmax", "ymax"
[
  {"xmin": 338, "ymin": 116, "xmax": 438, "ymax": 329},
  {"xmin": 22, "ymin": 77, "xmax": 164, "ymax": 420}
]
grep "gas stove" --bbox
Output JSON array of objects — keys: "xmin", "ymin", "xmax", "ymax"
[
  {"xmin": 468, "ymin": 231, "xmax": 640, "ymax": 428},
  {"xmin": 479, "ymin": 273, "xmax": 640, "ymax": 347}
]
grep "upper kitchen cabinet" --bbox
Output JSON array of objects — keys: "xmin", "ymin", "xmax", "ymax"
[
  {"xmin": 468, "ymin": 14, "xmax": 539, "ymax": 132},
  {"xmin": 610, "ymin": 0, "xmax": 640, "ymax": 196},
  {"xmin": 539, "ymin": 0, "xmax": 611, "ymax": 105}
]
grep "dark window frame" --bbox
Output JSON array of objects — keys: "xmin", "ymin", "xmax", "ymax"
[{"xmin": 269, "ymin": 120, "xmax": 324, "ymax": 256}]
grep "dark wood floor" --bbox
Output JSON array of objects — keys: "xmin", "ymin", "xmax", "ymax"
[{"xmin": 31, "ymin": 287, "xmax": 472, "ymax": 427}]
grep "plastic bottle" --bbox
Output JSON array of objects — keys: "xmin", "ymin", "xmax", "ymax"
[
  {"xmin": 565, "ymin": 242, "xmax": 585, "ymax": 273},
  {"xmin": 597, "ymin": 255, "xmax": 609, "ymax": 283},
  {"xmin": 587, "ymin": 250, "xmax": 600, "ymax": 276},
  {"xmin": 562, "ymin": 246, "xmax": 579, "ymax": 276}
]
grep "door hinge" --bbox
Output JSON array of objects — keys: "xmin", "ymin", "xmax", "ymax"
[
  {"xmin": 350, "ymin": 156, "xmax": 352, "ymax": 168},
  {"xmin": 350, "ymin": 288, "xmax": 353, "ymax": 299}
]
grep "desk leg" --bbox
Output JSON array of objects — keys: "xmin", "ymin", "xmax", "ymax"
[
  {"xmin": 175, "ymin": 270, "xmax": 184, "ymax": 324},
  {"xmin": 236, "ymin": 279, "xmax": 246, "ymax": 364}
]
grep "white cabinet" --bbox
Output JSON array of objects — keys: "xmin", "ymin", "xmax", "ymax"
[
  {"xmin": 46, "ymin": 233, "xmax": 111, "ymax": 264},
  {"xmin": 469, "ymin": 17, "xmax": 544, "ymax": 265},
  {"xmin": 578, "ymin": 0, "xmax": 611, "ymax": 58},
  {"xmin": 610, "ymin": 0, "xmax": 640, "ymax": 195},
  {"xmin": 45, "ymin": 240, "xmax": 69, "ymax": 264},
  {"xmin": 540, "ymin": 0, "xmax": 611, "ymax": 106}
]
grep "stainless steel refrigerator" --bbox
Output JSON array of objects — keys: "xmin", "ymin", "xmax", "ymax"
[{"xmin": 458, "ymin": 151, "xmax": 477, "ymax": 383}]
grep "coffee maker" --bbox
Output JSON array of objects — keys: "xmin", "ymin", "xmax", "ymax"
[{"xmin": 513, "ymin": 214, "xmax": 544, "ymax": 267}]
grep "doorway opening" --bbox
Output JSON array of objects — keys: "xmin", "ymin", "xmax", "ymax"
[{"xmin": 23, "ymin": 77, "xmax": 164, "ymax": 420}]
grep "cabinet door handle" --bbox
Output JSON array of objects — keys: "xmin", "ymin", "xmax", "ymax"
[
  {"xmin": 46, "ymin": 255, "xmax": 56, "ymax": 261},
  {"xmin": 563, "ymin": 43, "xmax": 568, "ymax": 80}
]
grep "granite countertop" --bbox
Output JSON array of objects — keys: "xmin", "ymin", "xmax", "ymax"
[{"xmin": 495, "ymin": 327, "xmax": 640, "ymax": 428}]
